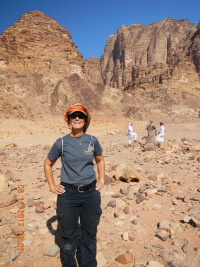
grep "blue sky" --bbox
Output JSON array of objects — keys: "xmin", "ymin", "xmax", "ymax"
[{"xmin": 0, "ymin": 0, "xmax": 199, "ymax": 59}]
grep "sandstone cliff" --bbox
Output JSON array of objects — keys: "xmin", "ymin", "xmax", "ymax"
[
  {"xmin": 0, "ymin": 11, "xmax": 84, "ymax": 77},
  {"xmin": 189, "ymin": 23, "xmax": 200, "ymax": 73},
  {"xmin": 0, "ymin": 11, "xmax": 104, "ymax": 119},
  {"xmin": 100, "ymin": 18, "xmax": 200, "ymax": 90}
]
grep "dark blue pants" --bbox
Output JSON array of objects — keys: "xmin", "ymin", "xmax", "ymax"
[{"xmin": 56, "ymin": 185, "xmax": 102, "ymax": 267}]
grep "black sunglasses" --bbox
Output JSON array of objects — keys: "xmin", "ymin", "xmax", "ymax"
[{"xmin": 70, "ymin": 112, "xmax": 86, "ymax": 119}]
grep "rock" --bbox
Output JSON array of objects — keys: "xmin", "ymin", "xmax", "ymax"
[
  {"xmin": 111, "ymin": 193, "xmax": 122, "ymax": 198},
  {"xmin": 28, "ymin": 200, "xmax": 44, "ymax": 207},
  {"xmin": 10, "ymin": 223, "xmax": 21, "ymax": 236},
  {"xmin": 115, "ymin": 252, "xmax": 133, "ymax": 264},
  {"xmin": 148, "ymin": 174, "xmax": 158, "ymax": 181},
  {"xmin": 5, "ymin": 143, "xmax": 17, "ymax": 149},
  {"xmin": 183, "ymin": 216, "xmax": 192, "ymax": 223},
  {"xmin": 43, "ymin": 244, "xmax": 60, "ymax": 257},
  {"xmin": 147, "ymin": 260, "xmax": 165, "ymax": 267},
  {"xmin": 135, "ymin": 257, "xmax": 148, "ymax": 266},
  {"xmin": 0, "ymin": 192, "xmax": 17, "ymax": 208},
  {"xmin": 104, "ymin": 175, "xmax": 112, "ymax": 185},
  {"xmin": 156, "ymin": 230, "xmax": 169, "ymax": 241},
  {"xmin": 101, "ymin": 18, "xmax": 197, "ymax": 89},
  {"xmin": 96, "ymin": 251, "xmax": 107, "ymax": 267},
  {"xmin": 122, "ymin": 232, "xmax": 129, "ymax": 241},
  {"xmin": 191, "ymin": 217, "xmax": 200, "ymax": 228},
  {"xmin": 158, "ymin": 220, "xmax": 170, "ymax": 231},
  {"xmin": 0, "ymin": 174, "xmax": 8, "ymax": 191},
  {"xmin": 161, "ymin": 250, "xmax": 190, "ymax": 267},
  {"xmin": 113, "ymin": 163, "xmax": 142, "ymax": 182},
  {"xmin": 2, "ymin": 170, "xmax": 14, "ymax": 181},
  {"xmin": 136, "ymin": 195, "xmax": 145, "ymax": 204},
  {"xmin": 120, "ymin": 187, "xmax": 130, "ymax": 194},
  {"xmin": 32, "ymin": 195, "xmax": 42, "ymax": 200},
  {"xmin": 35, "ymin": 205, "xmax": 44, "ymax": 213},
  {"xmin": 123, "ymin": 207, "xmax": 130, "ymax": 214},
  {"xmin": 132, "ymin": 217, "xmax": 138, "ymax": 225},
  {"xmin": 152, "ymin": 204, "xmax": 162, "ymax": 210},
  {"xmin": 107, "ymin": 200, "xmax": 116, "ymax": 208},
  {"xmin": 114, "ymin": 212, "xmax": 119, "ymax": 218}
]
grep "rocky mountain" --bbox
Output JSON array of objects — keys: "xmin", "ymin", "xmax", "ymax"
[
  {"xmin": 100, "ymin": 18, "xmax": 200, "ymax": 90},
  {"xmin": 0, "ymin": 11, "xmax": 199, "ymax": 121},
  {"xmin": 0, "ymin": 11, "xmax": 104, "ymax": 120}
]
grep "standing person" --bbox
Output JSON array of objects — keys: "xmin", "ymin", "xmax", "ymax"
[
  {"xmin": 156, "ymin": 122, "xmax": 165, "ymax": 143},
  {"xmin": 44, "ymin": 103, "xmax": 105, "ymax": 267},
  {"xmin": 126, "ymin": 121, "xmax": 137, "ymax": 145}
]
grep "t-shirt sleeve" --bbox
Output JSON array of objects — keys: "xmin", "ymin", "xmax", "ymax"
[
  {"xmin": 93, "ymin": 137, "xmax": 103, "ymax": 156},
  {"xmin": 48, "ymin": 138, "xmax": 62, "ymax": 161}
]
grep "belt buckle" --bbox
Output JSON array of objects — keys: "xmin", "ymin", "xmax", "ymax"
[{"xmin": 78, "ymin": 185, "xmax": 84, "ymax": 193}]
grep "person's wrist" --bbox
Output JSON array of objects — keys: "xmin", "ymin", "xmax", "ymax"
[{"xmin": 50, "ymin": 185, "xmax": 56, "ymax": 192}]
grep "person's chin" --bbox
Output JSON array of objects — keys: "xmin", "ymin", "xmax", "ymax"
[{"xmin": 72, "ymin": 124, "xmax": 83, "ymax": 130}]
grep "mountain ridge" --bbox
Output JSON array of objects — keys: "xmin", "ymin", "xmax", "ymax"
[{"xmin": 0, "ymin": 11, "xmax": 199, "ymax": 121}]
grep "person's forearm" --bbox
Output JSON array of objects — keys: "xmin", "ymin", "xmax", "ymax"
[
  {"xmin": 44, "ymin": 164, "xmax": 56, "ymax": 191},
  {"xmin": 97, "ymin": 160, "xmax": 105, "ymax": 182}
]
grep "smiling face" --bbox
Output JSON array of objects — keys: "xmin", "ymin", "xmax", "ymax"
[{"xmin": 69, "ymin": 112, "xmax": 86, "ymax": 131}]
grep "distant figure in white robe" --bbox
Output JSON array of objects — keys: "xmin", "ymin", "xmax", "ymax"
[
  {"xmin": 156, "ymin": 122, "xmax": 165, "ymax": 143},
  {"xmin": 126, "ymin": 122, "xmax": 137, "ymax": 144}
]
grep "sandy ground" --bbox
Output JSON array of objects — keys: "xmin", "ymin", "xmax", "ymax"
[{"xmin": 0, "ymin": 115, "xmax": 200, "ymax": 267}]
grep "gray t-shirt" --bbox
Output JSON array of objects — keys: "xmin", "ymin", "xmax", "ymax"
[{"xmin": 48, "ymin": 133, "xmax": 103, "ymax": 186}]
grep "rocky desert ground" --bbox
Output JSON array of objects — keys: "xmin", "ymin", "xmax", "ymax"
[{"xmin": 0, "ymin": 114, "xmax": 200, "ymax": 267}]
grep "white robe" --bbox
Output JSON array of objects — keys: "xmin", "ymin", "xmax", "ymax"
[
  {"xmin": 156, "ymin": 125, "xmax": 164, "ymax": 143},
  {"xmin": 128, "ymin": 125, "xmax": 137, "ymax": 144}
]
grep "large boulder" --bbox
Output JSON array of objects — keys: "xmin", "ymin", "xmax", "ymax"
[
  {"xmin": 112, "ymin": 163, "xmax": 142, "ymax": 182},
  {"xmin": 0, "ymin": 174, "xmax": 8, "ymax": 192},
  {"xmin": 0, "ymin": 192, "xmax": 17, "ymax": 208}
]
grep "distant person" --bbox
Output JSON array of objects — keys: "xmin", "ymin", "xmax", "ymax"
[
  {"xmin": 126, "ymin": 122, "xmax": 137, "ymax": 145},
  {"xmin": 156, "ymin": 122, "xmax": 165, "ymax": 143},
  {"xmin": 44, "ymin": 103, "xmax": 105, "ymax": 267}
]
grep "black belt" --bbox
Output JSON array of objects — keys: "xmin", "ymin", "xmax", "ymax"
[{"xmin": 60, "ymin": 180, "xmax": 96, "ymax": 193}]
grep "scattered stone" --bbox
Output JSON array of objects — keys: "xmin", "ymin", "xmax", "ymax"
[
  {"xmin": 136, "ymin": 195, "xmax": 145, "ymax": 204},
  {"xmin": 0, "ymin": 192, "xmax": 17, "ymax": 208},
  {"xmin": 43, "ymin": 244, "xmax": 60, "ymax": 257},
  {"xmin": 147, "ymin": 260, "xmax": 165, "ymax": 267},
  {"xmin": 96, "ymin": 251, "xmax": 107, "ymax": 267},
  {"xmin": 123, "ymin": 206, "xmax": 130, "ymax": 214},
  {"xmin": 10, "ymin": 223, "xmax": 20, "ymax": 236},
  {"xmin": 158, "ymin": 220, "xmax": 170, "ymax": 231},
  {"xmin": 135, "ymin": 257, "xmax": 148, "ymax": 266},
  {"xmin": 2, "ymin": 169, "xmax": 14, "ymax": 181},
  {"xmin": 5, "ymin": 143, "xmax": 17, "ymax": 149},
  {"xmin": 191, "ymin": 217, "xmax": 200, "ymax": 228},
  {"xmin": 115, "ymin": 251, "xmax": 133, "ymax": 264},
  {"xmin": 148, "ymin": 174, "xmax": 158, "ymax": 181},
  {"xmin": 35, "ymin": 205, "xmax": 44, "ymax": 213},
  {"xmin": 114, "ymin": 211, "xmax": 119, "ymax": 218},
  {"xmin": 132, "ymin": 217, "xmax": 138, "ymax": 225},
  {"xmin": 120, "ymin": 187, "xmax": 130, "ymax": 194},
  {"xmin": 156, "ymin": 230, "xmax": 169, "ymax": 241},
  {"xmin": 111, "ymin": 193, "xmax": 122, "ymax": 198},
  {"xmin": 28, "ymin": 200, "xmax": 44, "ymax": 207},
  {"xmin": 183, "ymin": 216, "xmax": 192, "ymax": 223},
  {"xmin": 104, "ymin": 175, "xmax": 112, "ymax": 185},
  {"xmin": 0, "ymin": 174, "xmax": 8, "ymax": 191},
  {"xmin": 122, "ymin": 232, "xmax": 129, "ymax": 241},
  {"xmin": 107, "ymin": 200, "xmax": 116, "ymax": 208}
]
